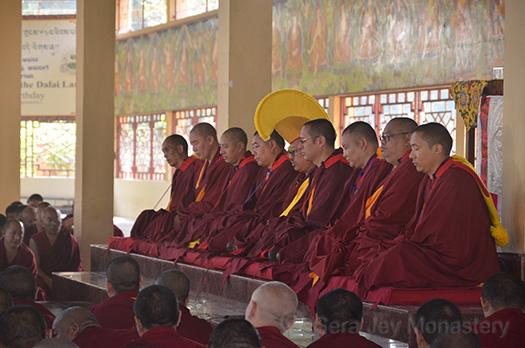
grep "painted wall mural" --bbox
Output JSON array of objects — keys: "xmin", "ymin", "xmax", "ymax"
[
  {"xmin": 115, "ymin": 17, "xmax": 219, "ymax": 115},
  {"xmin": 273, "ymin": 0, "xmax": 504, "ymax": 95},
  {"xmin": 115, "ymin": 0, "xmax": 504, "ymax": 115}
]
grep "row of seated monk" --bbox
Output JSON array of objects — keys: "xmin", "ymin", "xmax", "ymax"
[
  {"xmin": 1, "ymin": 192, "xmax": 128, "ymax": 299},
  {"xmin": 114, "ymin": 117, "xmax": 506, "ymax": 307},
  {"xmin": 0, "ymin": 257, "xmax": 523, "ymax": 348}
]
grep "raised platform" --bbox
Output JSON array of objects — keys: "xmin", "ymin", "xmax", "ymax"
[{"xmin": 76, "ymin": 244, "xmax": 486, "ymax": 347}]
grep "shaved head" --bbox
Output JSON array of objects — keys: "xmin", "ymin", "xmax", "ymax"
[
  {"xmin": 53, "ymin": 307, "xmax": 99, "ymax": 341},
  {"xmin": 156, "ymin": 269, "xmax": 190, "ymax": 304},
  {"xmin": 190, "ymin": 123, "xmax": 218, "ymax": 141},
  {"xmin": 246, "ymin": 281, "xmax": 297, "ymax": 332},
  {"xmin": 0, "ymin": 265, "xmax": 37, "ymax": 300},
  {"xmin": 388, "ymin": 117, "xmax": 418, "ymax": 133},
  {"xmin": 0, "ymin": 288, "xmax": 13, "ymax": 313},
  {"xmin": 34, "ymin": 338, "xmax": 80, "ymax": 348},
  {"xmin": 223, "ymin": 128, "xmax": 248, "ymax": 147},
  {"xmin": 303, "ymin": 119, "xmax": 336, "ymax": 148},
  {"xmin": 343, "ymin": 121, "xmax": 378, "ymax": 148},
  {"xmin": 106, "ymin": 256, "xmax": 141, "ymax": 293},
  {"xmin": 0, "ymin": 305, "xmax": 47, "ymax": 348},
  {"xmin": 164, "ymin": 134, "xmax": 188, "ymax": 154},
  {"xmin": 413, "ymin": 122, "xmax": 453, "ymax": 156}
]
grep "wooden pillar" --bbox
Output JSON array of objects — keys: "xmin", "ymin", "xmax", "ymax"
[
  {"xmin": 75, "ymin": 0, "xmax": 116, "ymax": 270},
  {"xmin": 217, "ymin": 0, "xmax": 272, "ymax": 138},
  {"xmin": 0, "ymin": 0, "xmax": 21, "ymax": 210},
  {"xmin": 501, "ymin": 0, "xmax": 525, "ymax": 253}
]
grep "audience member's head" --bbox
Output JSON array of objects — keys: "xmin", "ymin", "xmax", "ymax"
[
  {"xmin": 430, "ymin": 331, "xmax": 480, "ymax": 348},
  {"xmin": 0, "ymin": 288, "xmax": 13, "ymax": 313},
  {"xmin": 52, "ymin": 307, "xmax": 100, "ymax": 341},
  {"xmin": 0, "ymin": 265, "xmax": 37, "ymax": 301},
  {"xmin": 35, "ymin": 202, "xmax": 52, "ymax": 232},
  {"xmin": 2, "ymin": 220, "xmax": 24, "ymax": 251},
  {"xmin": 315, "ymin": 288, "xmax": 363, "ymax": 336},
  {"xmin": 41, "ymin": 207, "xmax": 62, "ymax": 235},
  {"xmin": 155, "ymin": 269, "xmax": 190, "ymax": 306},
  {"xmin": 410, "ymin": 123, "xmax": 453, "ymax": 176},
  {"xmin": 106, "ymin": 256, "xmax": 141, "ymax": 297},
  {"xmin": 16, "ymin": 205, "xmax": 36, "ymax": 229},
  {"xmin": 0, "ymin": 305, "xmax": 48, "ymax": 348},
  {"xmin": 220, "ymin": 128, "xmax": 248, "ymax": 166},
  {"xmin": 245, "ymin": 281, "xmax": 297, "ymax": 332},
  {"xmin": 33, "ymin": 338, "xmax": 79, "ymax": 348},
  {"xmin": 189, "ymin": 123, "xmax": 219, "ymax": 161},
  {"xmin": 0, "ymin": 214, "xmax": 6, "ymax": 231},
  {"xmin": 133, "ymin": 285, "xmax": 180, "ymax": 336},
  {"xmin": 300, "ymin": 119, "xmax": 336, "ymax": 166},
  {"xmin": 380, "ymin": 117, "xmax": 418, "ymax": 166},
  {"xmin": 252, "ymin": 131, "xmax": 285, "ymax": 168},
  {"xmin": 5, "ymin": 203, "xmax": 23, "ymax": 220},
  {"xmin": 287, "ymin": 138, "xmax": 315, "ymax": 174},
  {"xmin": 27, "ymin": 194, "xmax": 44, "ymax": 210},
  {"xmin": 341, "ymin": 121, "xmax": 379, "ymax": 169},
  {"xmin": 208, "ymin": 318, "xmax": 262, "ymax": 348},
  {"xmin": 414, "ymin": 298, "xmax": 463, "ymax": 348},
  {"xmin": 481, "ymin": 272, "xmax": 525, "ymax": 317},
  {"xmin": 162, "ymin": 134, "xmax": 189, "ymax": 169}
]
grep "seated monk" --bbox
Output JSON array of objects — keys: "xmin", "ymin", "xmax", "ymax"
[
  {"xmin": 0, "ymin": 265, "xmax": 55, "ymax": 329},
  {"xmin": 29, "ymin": 206, "xmax": 83, "ymax": 295},
  {"xmin": 123, "ymin": 285, "xmax": 204, "ymax": 348},
  {"xmin": 23, "ymin": 201, "xmax": 51, "ymax": 246},
  {"xmin": 89, "ymin": 256, "xmax": 142, "ymax": 330},
  {"xmin": 353, "ymin": 123, "xmax": 502, "ymax": 297},
  {"xmin": 245, "ymin": 282, "xmax": 299, "ymax": 348},
  {"xmin": 193, "ymin": 130, "xmax": 297, "ymax": 253},
  {"xmin": 0, "ymin": 305, "xmax": 50, "ymax": 346},
  {"xmin": 208, "ymin": 319, "xmax": 262, "ymax": 348},
  {"xmin": 0, "ymin": 288, "xmax": 12, "ymax": 313},
  {"xmin": 156, "ymin": 270, "xmax": 213, "ymax": 345},
  {"xmin": 0, "ymin": 220, "xmax": 37, "ymax": 277},
  {"xmin": 308, "ymin": 288, "xmax": 380, "ymax": 348},
  {"xmin": 5, "ymin": 202, "xmax": 23, "ymax": 220},
  {"xmin": 301, "ymin": 118, "xmax": 423, "ymax": 299},
  {"xmin": 274, "ymin": 121, "xmax": 392, "ymax": 266},
  {"xmin": 246, "ymin": 119, "xmax": 356, "ymax": 261},
  {"xmin": 413, "ymin": 298, "xmax": 464, "ymax": 348},
  {"xmin": 164, "ymin": 127, "xmax": 261, "ymax": 248},
  {"xmin": 16, "ymin": 205, "xmax": 36, "ymax": 235},
  {"xmin": 27, "ymin": 193, "xmax": 44, "ymax": 210},
  {"xmin": 53, "ymin": 306, "xmax": 138, "ymax": 348},
  {"xmin": 130, "ymin": 134, "xmax": 202, "ymax": 240},
  {"xmin": 472, "ymin": 272, "xmax": 525, "ymax": 348}
]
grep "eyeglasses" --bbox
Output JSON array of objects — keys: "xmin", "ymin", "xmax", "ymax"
[
  {"xmin": 380, "ymin": 132, "xmax": 410, "ymax": 143},
  {"xmin": 299, "ymin": 136, "xmax": 318, "ymax": 145}
]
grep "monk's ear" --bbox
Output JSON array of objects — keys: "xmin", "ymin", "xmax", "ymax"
[
  {"xmin": 176, "ymin": 310, "xmax": 182, "ymax": 328},
  {"xmin": 314, "ymin": 313, "xmax": 326, "ymax": 337},
  {"xmin": 45, "ymin": 328, "xmax": 53, "ymax": 339},
  {"xmin": 176, "ymin": 144, "xmax": 184, "ymax": 155},
  {"xmin": 106, "ymin": 281, "xmax": 115, "ymax": 297},
  {"xmin": 246, "ymin": 300, "xmax": 257, "ymax": 321},
  {"xmin": 70, "ymin": 322, "xmax": 80, "ymax": 339},
  {"xmin": 359, "ymin": 317, "xmax": 364, "ymax": 331},
  {"xmin": 432, "ymin": 143, "xmax": 443, "ymax": 156},
  {"xmin": 480, "ymin": 297, "xmax": 490, "ymax": 313},
  {"xmin": 139, "ymin": 276, "xmax": 144, "ymax": 289},
  {"xmin": 317, "ymin": 135, "xmax": 326, "ymax": 147},
  {"xmin": 414, "ymin": 327, "xmax": 426, "ymax": 347},
  {"xmin": 134, "ymin": 316, "xmax": 145, "ymax": 337},
  {"xmin": 284, "ymin": 315, "xmax": 296, "ymax": 331}
]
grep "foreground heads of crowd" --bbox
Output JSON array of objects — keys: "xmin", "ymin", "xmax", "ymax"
[{"xmin": 0, "ymin": 256, "xmax": 523, "ymax": 348}]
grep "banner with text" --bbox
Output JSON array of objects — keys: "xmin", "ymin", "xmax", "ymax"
[{"xmin": 21, "ymin": 19, "xmax": 76, "ymax": 116}]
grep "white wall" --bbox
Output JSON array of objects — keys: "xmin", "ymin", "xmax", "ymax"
[{"xmin": 113, "ymin": 179, "xmax": 170, "ymax": 219}]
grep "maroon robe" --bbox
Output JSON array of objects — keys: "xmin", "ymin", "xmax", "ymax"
[
  {"xmin": 130, "ymin": 156, "xmax": 202, "ymax": 240},
  {"xmin": 73, "ymin": 326, "xmax": 139, "ymax": 348},
  {"xmin": 23, "ymin": 224, "xmax": 38, "ymax": 246},
  {"xmin": 257, "ymin": 326, "xmax": 299, "ymax": 348},
  {"xmin": 88, "ymin": 290, "xmax": 139, "ymax": 330},
  {"xmin": 252, "ymin": 150, "xmax": 356, "ymax": 259},
  {"xmin": 170, "ymin": 152, "xmax": 262, "ymax": 247},
  {"xmin": 354, "ymin": 158, "xmax": 501, "ymax": 296},
  {"xmin": 31, "ymin": 229, "xmax": 83, "ymax": 296},
  {"xmin": 0, "ymin": 242, "xmax": 38, "ymax": 277},
  {"xmin": 202, "ymin": 151, "xmax": 298, "ymax": 252},
  {"xmin": 277, "ymin": 155, "xmax": 390, "ymax": 265},
  {"xmin": 309, "ymin": 153, "xmax": 422, "ymax": 283},
  {"xmin": 472, "ymin": 308, "xmax": 525, "ymax": 348},
  {"xmin": 122, "ymin": 326, "xmax": 204, "ymax": 348},
  {"xmin": 177, "ymin": 303, "xmax": 213, "ymax": 345},
  {"xmin": 307, "ymin": 332, "xmax": 381, "ymax": 348},
  {"xmin": 13, "ymin": 299, "xmax": 55, "ymax": 330}
]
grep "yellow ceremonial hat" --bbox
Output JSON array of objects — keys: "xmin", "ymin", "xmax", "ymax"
[{"xmin": 254, "ymin": 89, "xmax": 330, "ymax": 143}]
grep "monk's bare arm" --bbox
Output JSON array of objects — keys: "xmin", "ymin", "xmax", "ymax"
[{"xmin": 29, "ymin": 239, "xmax": 53, "ymax": 289}]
